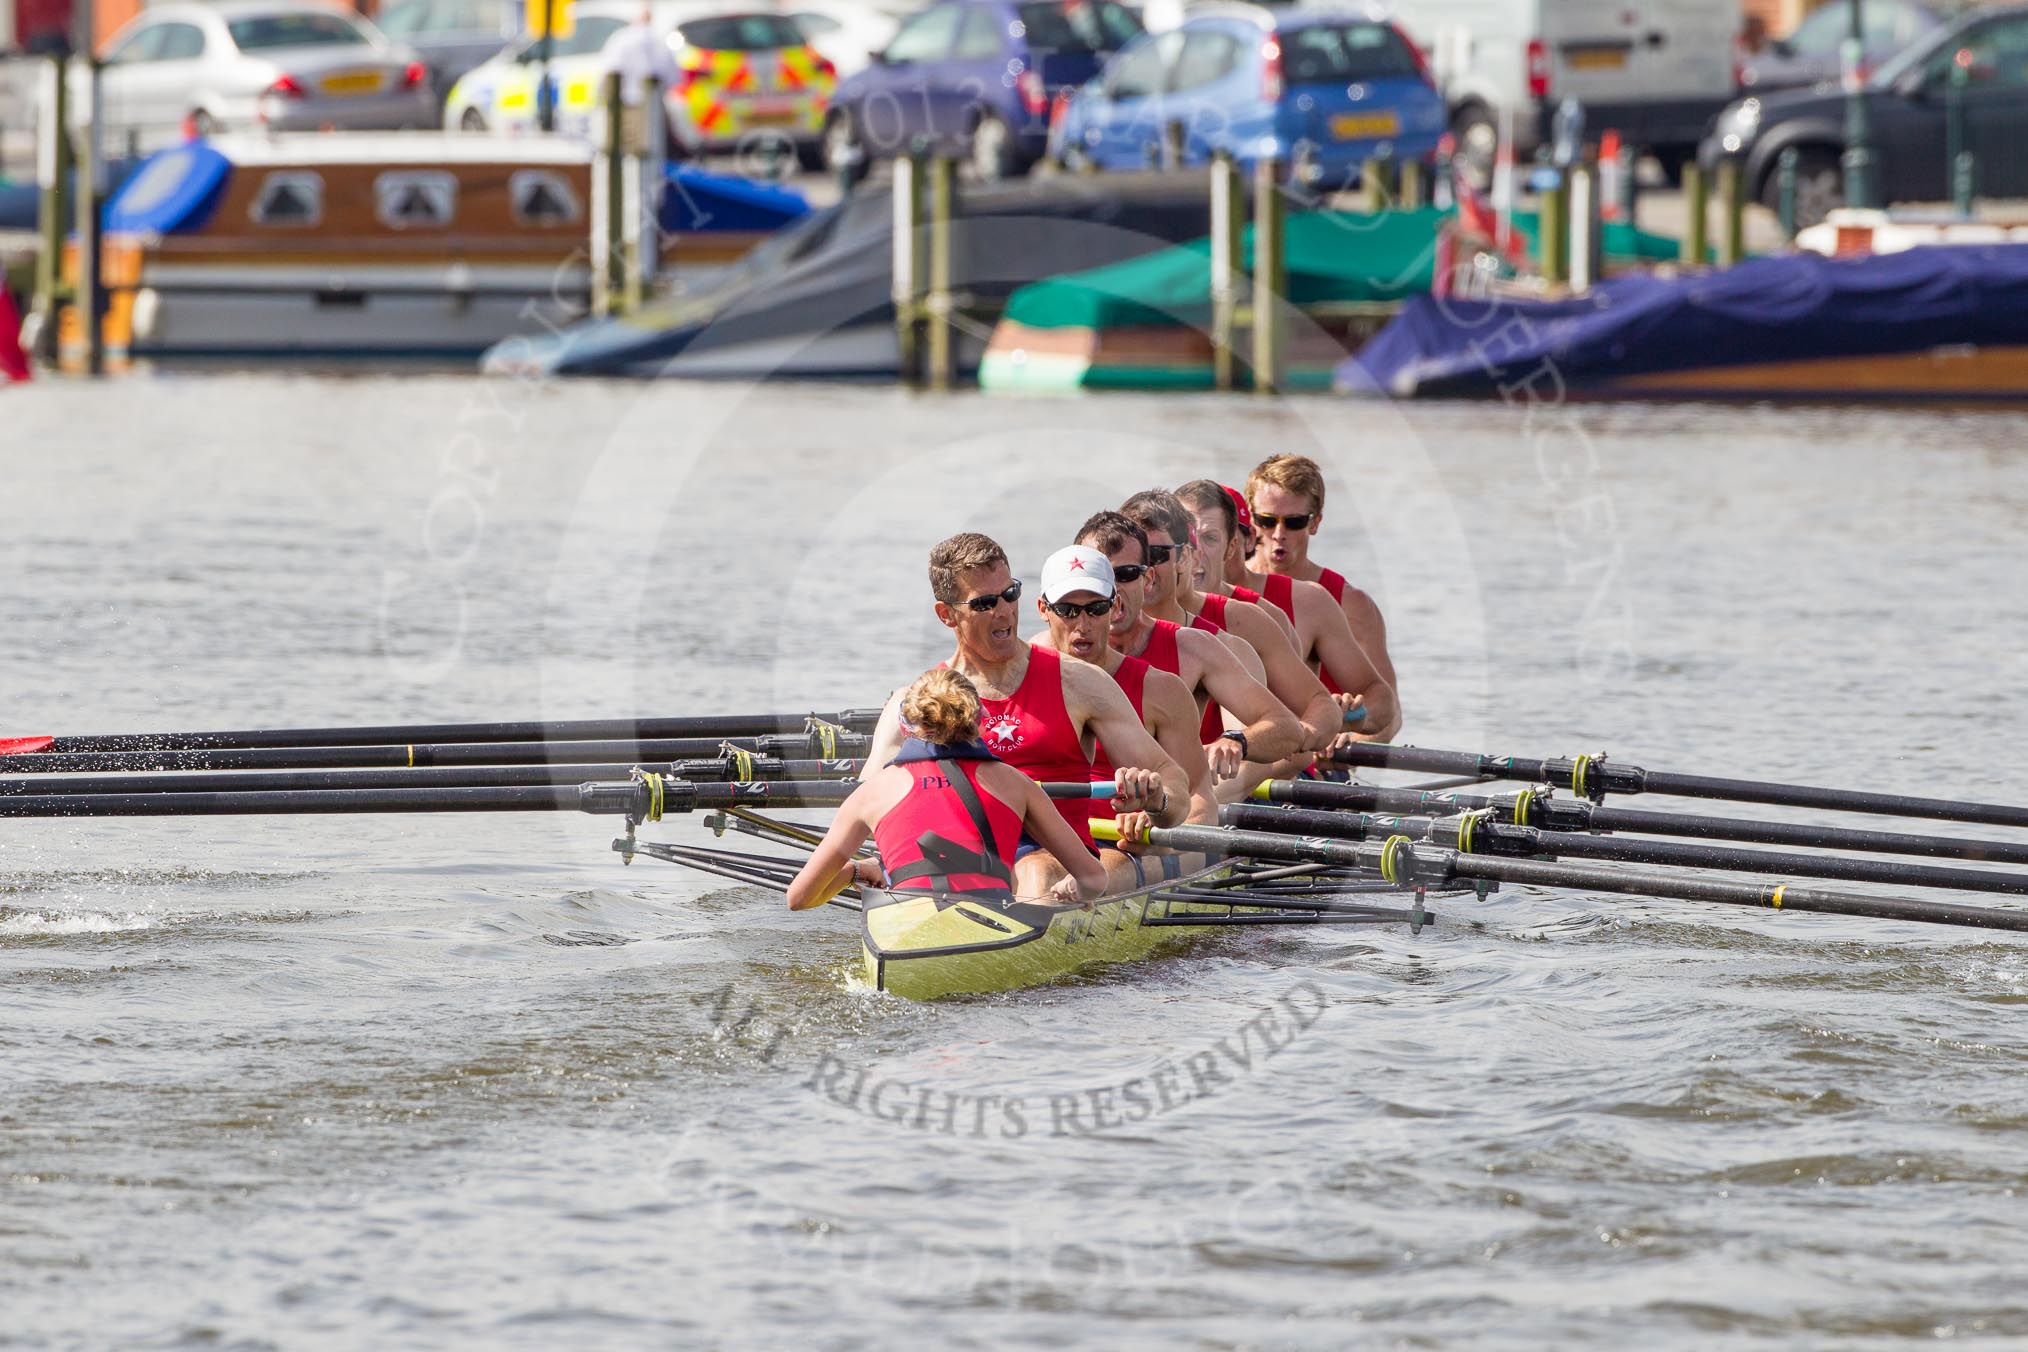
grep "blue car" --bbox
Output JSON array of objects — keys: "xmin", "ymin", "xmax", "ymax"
[
  {"xmin": 823, "ymin": 0, "xmax": 1144, "ymax": 181},
  {"xmin": 1053, "ymin": 11, "xmax": 1445, "ymax": 187}
]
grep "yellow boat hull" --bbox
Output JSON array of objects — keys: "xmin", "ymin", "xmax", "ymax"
[{"xmin": 860, "ymin": 860, "xmax": 1235, "ymax": 1000}]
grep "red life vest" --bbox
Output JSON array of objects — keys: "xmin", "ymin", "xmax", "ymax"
[
  {"xmin": 966, "ymin": 644, "xmax": 1096, "ymax": 847},
  {"xmin": 873, "ymin": 743, "xmax": 1023, "ymax": 897},
  {"xmin": 1087, "ymin": 654, "xmax": 1151, "ymax": 820}
]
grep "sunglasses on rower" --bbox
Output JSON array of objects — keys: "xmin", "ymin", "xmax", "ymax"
[
  {"xmin": 961, "ymin": 581, "xmax": 1023, "ymax": 613},
  {"xmin": 1143, "ymin": 543, "xmax": 1177, "ymax": 564},
  {"xmin": 1045, "ymin": 597, "xmax": 1116, "ymax": 619},
  {"xmin": 1110, "ymin": 563, "xmax": 1147, "ymax": 584},
  {"xmin": 1252, "ymin": 512, "xmax": 1313, "ymax": 532}
]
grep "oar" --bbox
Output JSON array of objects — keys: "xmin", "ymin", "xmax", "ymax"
[
  {"xmin": 0, "ymin": 710, "xmax": 883, "ymax": 755},
  {"xmin": 1094, "ymin": 819, "xmax": 2028, "ymax": 935},
  {"xmin": 1256, "ymin": 779, "xmax": 2028, "ymax": 868},
  {"xmin": 0, "ymin": 730, "xmax": 872, "ymax": 775},
  {"xmin": 0, "ymin": 757, "xmax": 870, "ymax": 798},
  {"xmin": 0, "ymin": 777, "xmax": 1112, "ymax": 819},
  {"xmin": 1221, "ymin": 802, "xmax": 2028, "ymax": 899},
  {"xmin": 1330, "ymin": 743, "xmax": 2028, "ymax": 829}
]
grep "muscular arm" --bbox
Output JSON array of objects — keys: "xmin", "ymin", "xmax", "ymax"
[
  {"xmin": 1062, "ymin": 661, "xmax": 1189, "ymax": 827},
  {"xmin": 1223, "ymin": 601, "xmax": 1341, "ymax": 751},
  {"xmin": 990, "ymin": 765, "xmax": 1108, "ymax": 901},
  {"xmin": 863, "ymin": 689, "xmax": 908, "ymax": 772},
  {"xmin": 785, "ymin": 778, "xmax": 880, "ymax": 909},
  {"xmin": 1179, "ymin": 628, "xmax": 1303, "ymax": 763},
  {"xmin": 1338, "ymin": 586, "xmax": 1402, "ymax": 741},
  {"xmin": 1298, "ymin": 581, "xmax": 1400, "ymax": 741},
  {"xmin": 1140, "ymin": 669, "xmax": 1219, "ymax": 826}
]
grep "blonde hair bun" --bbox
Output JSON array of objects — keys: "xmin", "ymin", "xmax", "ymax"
[{"xmin": 901, "ymin": 668, "xmax": 984, "ymax": 745}]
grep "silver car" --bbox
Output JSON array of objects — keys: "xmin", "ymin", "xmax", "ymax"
[
  {"xmin": 372, "ymin": 0, "xmax": 521, "ymax": 99},
  {"xmin": 78, "ymin": 1, "xmax": 438, "ymax": 153}
]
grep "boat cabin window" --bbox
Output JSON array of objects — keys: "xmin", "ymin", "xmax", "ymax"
[
  {"xmin": 250, "ymin": 172, "xmax": 325, "ymax": 227},
  {"xmin": 509, "ymin": 169, "xmax": 581, "ymax": 225}
]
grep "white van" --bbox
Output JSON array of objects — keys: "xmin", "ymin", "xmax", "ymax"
[{"xmin": 1371, "ymin": 0, "xmax": 1739, "ymax": 177}]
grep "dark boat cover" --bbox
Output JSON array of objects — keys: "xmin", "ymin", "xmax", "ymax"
[
  {"xmin": 1341, "ymin": 243, "xmax": 2028, "ymax": 398},
  {"xmin": 484, "ymin": 172, "xmax": 1218, "ymax": 379}
]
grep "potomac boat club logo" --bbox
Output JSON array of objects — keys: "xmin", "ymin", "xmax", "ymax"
[{"xmin": 981, "ymin": 713, "xmax": 1026, "ymax": 753}]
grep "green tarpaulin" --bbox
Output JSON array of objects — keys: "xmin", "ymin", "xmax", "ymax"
[{"xmin": 1001, "ymin": 206, "xmax": 1684, "ymax": 332}]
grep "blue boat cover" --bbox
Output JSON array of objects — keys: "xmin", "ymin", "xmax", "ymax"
[
  {"xmin": 105, "ymin": 142, "xmax": 232, "ymax": 235},
  {"xmin": 661, "ymin": 163, "xmax": 807, "ymax": 234},
  {"xmin": 1341, "ymin": 243, "xmax": 2028, "ymax": 398}
]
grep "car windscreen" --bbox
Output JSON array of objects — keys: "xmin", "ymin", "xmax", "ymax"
[
  {"xmin": 228, "ymin": 11, "xmax": 372, "ymax": 49},
  {"xmin": 1016, "ymin": 1, "xmax": 1142, "ymax": 53},
  {"xmin": 677, "ymin": 14, "xmax": 806, "ymax": 50},
  {"xmin": 1281, "ymin": 24, "xmax": 1422, "ymax": 84}
]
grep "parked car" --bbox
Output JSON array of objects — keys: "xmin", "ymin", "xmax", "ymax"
[
  {"xmin": 1703, "ymin": 1, "xmax": 2028, "ymax": 226},
  {"xmin": 445, "ymin": 3, "xmax": 836, "ymax": 166},
  {"xmin": 783, "ymin": 0, "xmax": 899, "ymax": 79},
  {"xmin": 1052, "ymin": 10, "xmax": 1445, "ymax": 186},
  {"xmin": 1378, "ymin": 0, "xmax": 1737, "ymax": 183},
  {"xmin": 824, "ymin": 0, "xmax": 1144, "ymax": 180},
  {"xmin": 81, "ymin": 1, "xmax": 435, "ymax": 152},
  {"xmin": 372, "ymin": 0, "xmax": 520, "ymax": 98},
  {"xmin": 1740, "ymin": 0, "xmax": 1944, "ymax": 93}
]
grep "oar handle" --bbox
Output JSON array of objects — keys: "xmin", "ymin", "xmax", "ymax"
[
  {"xmin": 1342, "ymin": 708, "xmax": 1367, "ymax": 724},
  {"xmin": 1044, "ymin": 781, "xmax": 1116, "ymax": 800}
]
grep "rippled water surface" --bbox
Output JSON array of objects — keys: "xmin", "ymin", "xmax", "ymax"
[{"xmin": 5, "ymin": 377, "xmax": 2028, "ymax": 1349}]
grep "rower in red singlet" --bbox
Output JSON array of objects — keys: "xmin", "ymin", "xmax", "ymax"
[
  {"xmin": 863, "ymin": 532, "xmax": 1191, "ymax": 898},
  {"xmin": 787, "ymin": 668, "xmax": 1106, "ymax": 911},
  {"xmin": 1030, "ymin": 546, "xmax": 1217, "ymax": 859},
  {"xmin": 1236, "ymin": 455, "xmax": 1402, "ymax": 741},
  {"xmin": 1073, "ymin": 510, "xmax": 1302, "ymax": 799}
]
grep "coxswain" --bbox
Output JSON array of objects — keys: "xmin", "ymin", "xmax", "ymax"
[
  {"xmin": 1031, "ymin": 544, "xmax": 1220, "ymax": 849},
  {"xmin": 1122, "ymin": 488, "xmax": 1342, "ymax": 753},
  {"xmin": 786, "ymin": 668, "xmax": 1106, "ymax": 911},
  {"xmin": 1237, "ymin": 455, "xmax": 1402, "ymax": 741},
  {"xmin": 1075, "ymin": 510, "xmax": 1303, "ymax": 786},
  {"xmin": 864, "ymin": 532, "xmax": 1190, "ymax": 897}
]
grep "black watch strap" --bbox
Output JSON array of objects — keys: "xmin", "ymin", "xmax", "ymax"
[{"xmin": 1219, "ymin": 729, "xmax": 1249, "ymax": 758}]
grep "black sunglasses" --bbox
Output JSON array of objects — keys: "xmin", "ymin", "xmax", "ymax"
[
  {"xmin": 1253, "ymin": 512, "xmax": 1313, "ymax": 532},
  {"xmin": 1046, "ymin": 597, "xmax": 1115, "ymax": 619},
  {"xmin": 1111, "ymin": 563, "xmax": 1148, "ymax": 584},
  {"xmin": 961, "ymin": 580, "xmax": 1023, "ymax": 613},
  {"xmin": 1144, "ymin": 543, "xmax": 1178, "ymax": 564}
]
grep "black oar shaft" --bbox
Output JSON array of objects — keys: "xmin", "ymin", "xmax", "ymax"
[
  {"xmin": 1330, "ymin": 743, "xmax": 2028, "ymax": 829},
  {"xmin": 1121, "ymin": 823, "xmax": 2028, "ymax": 934},
  {"xmin": 0, "ymin": 758, "xmax": 867, "ymax": 798},
  {"xmin": 30, "ymin": 710, "xmax": 883, "ymax": 753},
  {"xmin": 1261, "ymin": 779, "xmax": 2028, "ymax": 867},
  {"xmin": 1224, "ymin": 803, "xmax": 2028, "ymax": 898},
  {"xmin": 0, "ymin": 779, "xmax": 861, "ymax": 819},
  {"xmin": 0, "ymin": 732, "xmax": 869, "ymax": 775}
]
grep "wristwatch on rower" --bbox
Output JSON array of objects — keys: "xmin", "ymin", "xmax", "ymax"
[{"xmin": 1219, "ymin": 729, "xmax": 1249, "ymax": 759}]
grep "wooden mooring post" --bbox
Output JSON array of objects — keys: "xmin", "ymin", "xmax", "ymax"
[
  {"xmin": 1250, "ymin": 157, "xmax": 1286, "ymax": 395},
  {"xmin": 1538, "ymin": 171, "xmax": 1568, "ymax": 287},
  {"xmin": 591, "ymin": 72, "xmax": 625, "ymax": 317},
  {"xmin": 1717, "ymin": 157, "xmax": 1745, "ymax": 267},
  {"xmin": 925, "ymin": 153, "xmax": 955, "ymax": 391},
  {"xmin": 1682, "ymin": 162, "xmax": 1709, "ymax": 265},
  {"xmin": 892, "ymin": 152, "xmax": 956, "ymax": 389},
  {"xmin": 1209, "ymin": 150, "xmax": 1242, "ymax": 392},
  {"xmin": 1568, "ymin": 160, "xmax": 1602, "ymax": 293},
  {"xmin": 29, "ymin": 52, "xmax": 71, "ymax": 367}
]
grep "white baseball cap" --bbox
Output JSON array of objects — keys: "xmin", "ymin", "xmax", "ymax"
[{"xmin": 1039, "ymin": 545, "xmax": 1116, "ymax": 603}]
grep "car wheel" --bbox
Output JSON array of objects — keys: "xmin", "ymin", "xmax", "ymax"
[
  {"xmin": 1450, "ymin": 103, "xmax": 1497, "ymax": 192},
  {"xmin": 970, "ymin": 111, "xmax": 1016, "ymax": 182},
  {"xmin": 1759, "ymin": 147, "xmax": 1843, "ymax": 229},
  {"xmin": 823, "ymin": 109, "xmax": 864, "ymax": 175},
  {"xmin": 794, "ymin": 138, "xmax": 826, "ymax": 173},
  {"xmin": 460, "ymin": 106, "xmax": 487, "ymax": 133}
]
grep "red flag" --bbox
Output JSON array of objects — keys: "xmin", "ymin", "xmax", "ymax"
[{"xmin": 0, "ymin": 288, "xmax": 29, "ymax": 383}]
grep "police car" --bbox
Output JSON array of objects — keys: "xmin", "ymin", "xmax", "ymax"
[{"xmin": 444, "ymin": 0, "xmax": 835, "ymax": 165}]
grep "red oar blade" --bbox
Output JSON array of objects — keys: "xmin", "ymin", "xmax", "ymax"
[{"xmin": 0, "ymin": 737, "xmax": 54, "ymax": 756}]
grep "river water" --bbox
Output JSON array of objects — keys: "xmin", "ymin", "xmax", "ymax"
[{"xmin": 4, "ymin": 375, "xmax": 2028, "ymax": 1349}]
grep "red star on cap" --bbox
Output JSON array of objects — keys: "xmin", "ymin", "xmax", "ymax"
[{"xmin": 1069, "ymin": 557, "xmax": 1085, "ymax": 571}]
